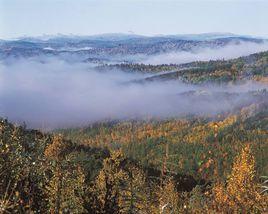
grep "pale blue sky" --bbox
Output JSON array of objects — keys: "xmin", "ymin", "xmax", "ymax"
[{"xmin": 0, "ymin": 0, "xmax": 267, "ymax": 39}]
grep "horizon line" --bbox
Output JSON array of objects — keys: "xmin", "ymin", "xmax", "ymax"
[{"xmin": 1, "ymin": 32, "xmax": 267, "ymax": 41}]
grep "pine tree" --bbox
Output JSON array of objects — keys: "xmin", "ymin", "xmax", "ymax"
[{"xmin": 120, "ymin": 166, "xmax": 150, "ymax": 214}]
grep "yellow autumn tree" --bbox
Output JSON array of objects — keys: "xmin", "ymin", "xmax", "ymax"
[
  {"xmin": 44, "ymin": 135, "xmax": 68, "ymax": 161},
  {"xmin": 89, "ymin": 150, "xmax": 128, "ymax": 214},
  {"xmin": 46, "ymin": 164, "xmax": 85, "ymax": 213},
  {"xmin": 120, "ymin": 165, "xmax": 152, "ymax": 214},
  {"xmin": 213, "ymin": 144, "xmax": 268, "ymax": 213},
  {"xmin": 44, "ymin": 135, "xmax": 86, "ymax": 213},
  {"xmin": 157, "ymin": 177, "xmax": 180, "ymax": 214}
]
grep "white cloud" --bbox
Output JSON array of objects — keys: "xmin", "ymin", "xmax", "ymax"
[{"xmin": 141, "ymin": 41, "xmax": 268, "ymax": 65}]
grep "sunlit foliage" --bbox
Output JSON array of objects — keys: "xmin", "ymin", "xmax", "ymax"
[
  {"xmin": 0, "ymin": 86, "xmax": 267, "ymax": 212},
  {"xmin": 212, "ymin": 144, "xmax": 268, "ymax": 213}
]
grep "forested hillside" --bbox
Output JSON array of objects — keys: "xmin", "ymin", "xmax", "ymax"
[
  {"xmin": 98, "ymin": 51, "xmax": 268, "ymax": 84},
  {"xmin": 1, "ymin": 91, "xmax": 267, "ymax": 213},
  {"xmin": 1, "ymin": 49, "xmax": 268, "ymax": 213}
]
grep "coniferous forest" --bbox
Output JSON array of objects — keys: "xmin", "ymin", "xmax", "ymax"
[
  {"xmin": 1, "ymin": 1, "xmax": 268, "ymax": 211},
  {"xmin": 1, "ymin": 50, "xmax": 268, "ymax": 213}
]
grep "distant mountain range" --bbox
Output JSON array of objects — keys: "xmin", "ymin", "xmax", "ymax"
[
  {"xmin": 11, "ymin": 32, "xmax": 265, "ymax": 42},
  {"xmin": 0, "ymin": 33, "xmax": 267, "ymax": 64}
]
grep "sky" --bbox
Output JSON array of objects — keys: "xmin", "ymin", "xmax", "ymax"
[{"xmin": 0, "ymin": 0, "xmax": 268, "ymax": 39}]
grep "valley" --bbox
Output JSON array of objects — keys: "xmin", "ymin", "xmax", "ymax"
[{"xmin": 0, "ymin": 34, "xmax": 268, "ymax": 213}]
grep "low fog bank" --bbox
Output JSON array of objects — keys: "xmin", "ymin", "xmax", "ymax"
[
  {"xmin": 141, "ymin": 41, "xmax": 268, "ymax": 65},
  {"xmin": 0, "ymin": 59, "xmax": 267, "ymax": 130}
]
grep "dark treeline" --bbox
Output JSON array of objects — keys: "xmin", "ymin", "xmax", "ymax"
[{"xmin": 97, "ymin": 51, "xmax": 268, "ymax": 84}]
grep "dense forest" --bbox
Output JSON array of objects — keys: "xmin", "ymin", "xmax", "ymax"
[
  {"xmin": 98, "ymin": 51, "xmax": 268, "ymax": 84},
  {"xmin": 1, "ymin": 51, "xmax": 268, "ymax": 213}
]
